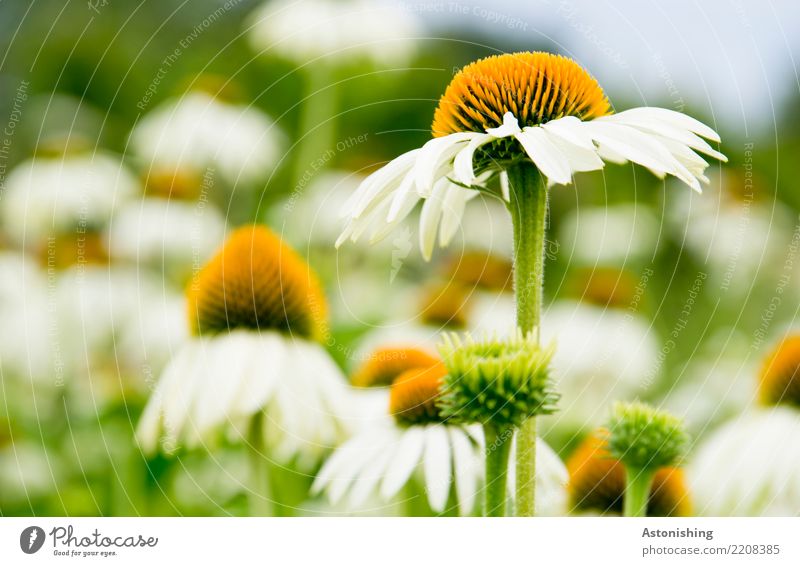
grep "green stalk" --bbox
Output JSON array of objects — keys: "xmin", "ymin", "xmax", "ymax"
[
  {"xmin": 506, "ymin": 161, "xmax": 548, "ymax": 517},
  {"xmin": 623, "ymin": 467, "xmax": 655, "ymax": 517},
  {"xmin": 291, "ymin": 63, "xmax": 339, "ymax": 191},
  {"xmin": 248, "ymin": 412, "xmax": 272, "ymax": 516},
  {"xmin": 483, "ymin": 424, "xmax": 513, "ymax": 517}
]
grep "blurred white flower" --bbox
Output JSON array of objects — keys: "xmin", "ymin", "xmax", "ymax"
[
  {"xmin": 559, "ymin": 203, "xmax": 660, "ymax": 266},
  {"xmin": 1, "ymin": 152, "xmax": 138, "ymax": 248},
  {"xmin": 247, "ymin": 0, "xmax": 419, "ymax": 66},
  {"xmin": 108, "ymin": 197, "xmax": 226, "ymax": 275},
  {"xmin": 0, "ymin": 252, "xmax": 53, "ymax": 382},
  {"xmin": 668, "ymin": 170, "xmax": 794, "ymax": 292},
  {"xmin": 137, "ymin": 226, "xmax": 351, "ymax": 466},
  {"xmin": 690, "ymin": 407, "xmax": 800, "ymax": 516},
  {"xmin": 541, "ymin": 301, "xmax": 658, "ymax": 433},
  {"xmin": 130, "ymin": 92, "xmax": 283, "ymax": 185}
]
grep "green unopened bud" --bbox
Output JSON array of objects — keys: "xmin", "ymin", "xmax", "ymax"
[
  {"xmin": 437, "ymin": 331, "xmax": 558, "ymax": 428},
  {"xmin": 606, "ymin": 401, "xmax": 689, "ymax": 472}
]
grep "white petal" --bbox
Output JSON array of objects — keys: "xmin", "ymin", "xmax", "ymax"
[
  {"xmin": 346, "ymin": 149, "xmax": 419, "ymax": 219},
  {"xmin": 514, "ymin": 128, "xmax": 572, "ymax": 185},
  {"xmin": 438, "ymin": 184, "xmax": 476, "ymax": 247},
  {"xmin": 327, "ymin": 434, "xmax": 384, "ymax": 504},
  {"xmin": 423, "ymin": 425, "xmax": 453, "ymax": 513},
  {"xmin": 449, "ymin": 427, "xmax": 480, "ymax": 516},
  {"xmin": 233, "ymin": 332, "xmax": 282, "ymax": 417},
  {"xmin": 486, "ymin": 112, "xmax": 522, "ymax": 137},
  {"xmin": 414, "ymin": 133, "xmax": 473, "ymax": 196},
  {"xmin": 159, "ymin": 342, "xmax": 204, "ymax": 447},
  {"xmin": 347, "ymin": 443, "xmax": 395, "ymax": 508},
  {"xmin": 418, "ymin": 178, "xmax": 450, "ymax": 261},
  {"xmin": 541, "ymin": 115, "xmax": 597, "ymax": 150},
  {"xmin": 601, "ymin": 111, "xmax": 727, "ymax": 162},
  {"xmin": 386, "ymin": 168, "xmax": 420, "ymax": 222},
  {"xmin": 542, "ymin": 129, "xmax": 604, "ymax": 173},
  {"xmin": 189, "ymin": 333, "xmax": 255, "ymax": 443},
  {"xmin": 611, "ymin": 107, "xmax": 721, "ymax": 142},
  {"xmin": 453, "ymin": 134, "xmax": 493, "ymax": 185},
  {"xmin": 499, "ymin": 171, "xmax": 510, "ymax": 202},
  {"xmin": 380, "ymin": 426, "xmax": 425, "ymax": 499}
]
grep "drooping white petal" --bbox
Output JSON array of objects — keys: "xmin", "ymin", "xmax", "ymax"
[
  {"xmin": 158, "ymin": 342, "xmax": 205, "ymax": 449},
  {"xmin": 610, "ymin": 107, "xmax": 721, "ymax": 143},
  {"xmin": 514, "ymin": 128, "xmax": 572, "ymax": 185},
  {"xmin": 453, "ymin": 134, "xmax": 493, "ymax": 185},
  {"xmin": 418, "ymin": 178, "xmax": 450, "ymax": 261},
  {"xmin": 386, "ymin": 168, "xmax": 420, "ymax": 222},
  {"xmin": 423, "ymin": 425, "xmax": 453, "ymax": 513},
  {"xmin": 233, "ymin": 332, "xmax": 283, "ymax": 417},
  {"xmin": 347, "ymin": 442, "xmax": 396, "ymax": 508},
  {"xmin": 327, "ymin": 433, "xmax": 386, "ymax": 504},
  {"xmin": 448, "ymin": 427, "xmax": 480, "ymax": 516},
  {"xmin": 541, "ymin": 115, "xmax": 597, "ymax": 151},
  {"xmin": 541, "ymin": 129, "xmax": 605, "ymax": 173},
  {"xmin": 600, "ymin": 111, "xmax": 727, "ymax": 162},
  {"xmin": 380, "ymin": 426, "xmax": 425, "ymax": 499},
  {"xmin": 414, "ymin": 133, "xmax": 474, "ymax": 196},
  {"xmin": 439, "ymin": 184, "xmax": 478, "ymax": 247},
  {"xmin": 342, "ymin": 149, "xmax": 420, "ymax": 219},
  {"xmin": 188, "ymin": 332, "xmax": 255, "ymax": 445}
]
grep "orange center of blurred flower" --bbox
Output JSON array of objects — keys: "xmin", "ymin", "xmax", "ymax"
[
  {"xmin": 351, "ymin": 346, "xmax": 441, "ymax": 388},
  {"xmin": 418, "ymin": 282, "xmax": 471, "ymax": 329},
  {"xmin": 145, "ymin": 168, "xmax": 203, "ymax": 201},
  {"xmin": 389, "ymin": 363, "xmax": 448, "ymax": 426},
  {"xmin": 567, "ymin": 432, "xmax": 692, "ymax": 517},
  {"xmin": 187, "ymin": 224, "xmax": 327, "ymax": 340},
  {"xmin": 432, "ymin": 52, "xmax": 610, "ymax": 137},
  {"xmin": 444, "ymin": 251, "xmax": 513, "ymax": 293},
  {"xmin": 759, "ymin": 335, "xmax": 800, "ymax": 408}
]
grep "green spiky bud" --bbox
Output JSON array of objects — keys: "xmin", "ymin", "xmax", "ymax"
[
  {"xmin": 606, "ymin": 401, "xmax": 689, "ymax": 472},
  {"xmin": 437, "ymin": 331, "xmax": 558, "ymax": 428}
]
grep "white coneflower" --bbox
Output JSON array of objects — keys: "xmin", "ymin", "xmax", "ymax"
[
  {"xmin": 137, "ymin": 225, "xmax": 351, "ymax": 467},
  {"xmin": 690, "ymin": 335, "xmax": 800, "ymax": 516},
  {"xmin": 129, "ymin": 92, "xmax": 283, "ymax": 186},
  {"xmin": 1, "ymin": 151, "xmax": 138, "ymax": 252},
  {"xmin": 337, "ymin": 52, "xmax": 725, "ymax": 261},
  {"xmin": 247, "ymin": 0, "xmax": 419, "ymax": 67}
]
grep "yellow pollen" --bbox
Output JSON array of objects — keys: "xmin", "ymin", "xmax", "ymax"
[
  {"xmin": 187, "ymin": 225, "xmax": 327, "ymax": 340},
  {"xmin": 389, "ymin": 363, "xmax": 448, "ymax": 426},
  {"xmin": 351, "ymin": 346, "xmax": 441, "ymax": 388},
  {"xmin": 567, "ymin": 432, "xmax": 692, "ymax": 517},
  {"xmin": 444, "ymin": 251, "xmax": 513, "ymax": 293},
  {"xmin": 419, "ymin": 282, "xmax": 471, "ymax": 328},
  {"xmin": 759, "ymin": 335, "xmax": 800, "ymax": 408},
  {"xmin": 432, "ymin": 52, "xmax": 610, "ymax": 137}
]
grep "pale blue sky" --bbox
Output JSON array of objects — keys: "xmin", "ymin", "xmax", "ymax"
[{"xmin": 416, "ymin": 0, "xmax": 800, "ymax": 137}]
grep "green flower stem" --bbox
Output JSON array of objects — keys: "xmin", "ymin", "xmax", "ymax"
[
  {"xmin": 292, "ymin": 63, "xmax": 339, "ymax": 190},
  {"xmin": 623, "ymin": 467, "xmax": 655, "ymax": 517},
  {"xmin": 483, "ymin": 424, "xmax": 513, "ymax": 517},
  {"xmin": 506, "ymin": 161, "xmax": 548, "ymax": 517},
  {"xmin": 248, "ymin": 411, "xmax": 273, "ymax": 516}
]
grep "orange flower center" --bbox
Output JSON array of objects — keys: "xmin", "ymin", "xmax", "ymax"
[
  {"xmin": 389, "ymin": 363, "xmax": 448, "ymax": 426},
  {"xmin": 759, "ymin": 335, "xmax": 800, "ymax": 408},
  {"xmin": 351, "ymin": 346, "xmax": 441, "ymax": 388},
  {"xmin": 187, "ymin": 225, "xmax": 327, "ymax": 340},
  {"xmin": 432, "ymin": 52, "xmax": 610, "ymax": 137},
  {"xmin": 567, "ymin": 432, "xmax": 691, "ymax": 517}
]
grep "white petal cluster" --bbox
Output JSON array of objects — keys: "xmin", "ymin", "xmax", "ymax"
[
  {"xmin": 338, "ymin": 109, "xmax": 725, "ymax": 260},
  {"xmin": 2, "ymin": 153, "xmax": 138, "ymax": 246},
  {"xmin": 137, "ymin": 330, "xmax": 351, "ymax": 466},
  {"xmin": 130, "ymin": 92, "xmax": 283, "ymax": 185},
  {"xmin": 690, "ymin": 407, "xmax": 800, "ymax": 516}
]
